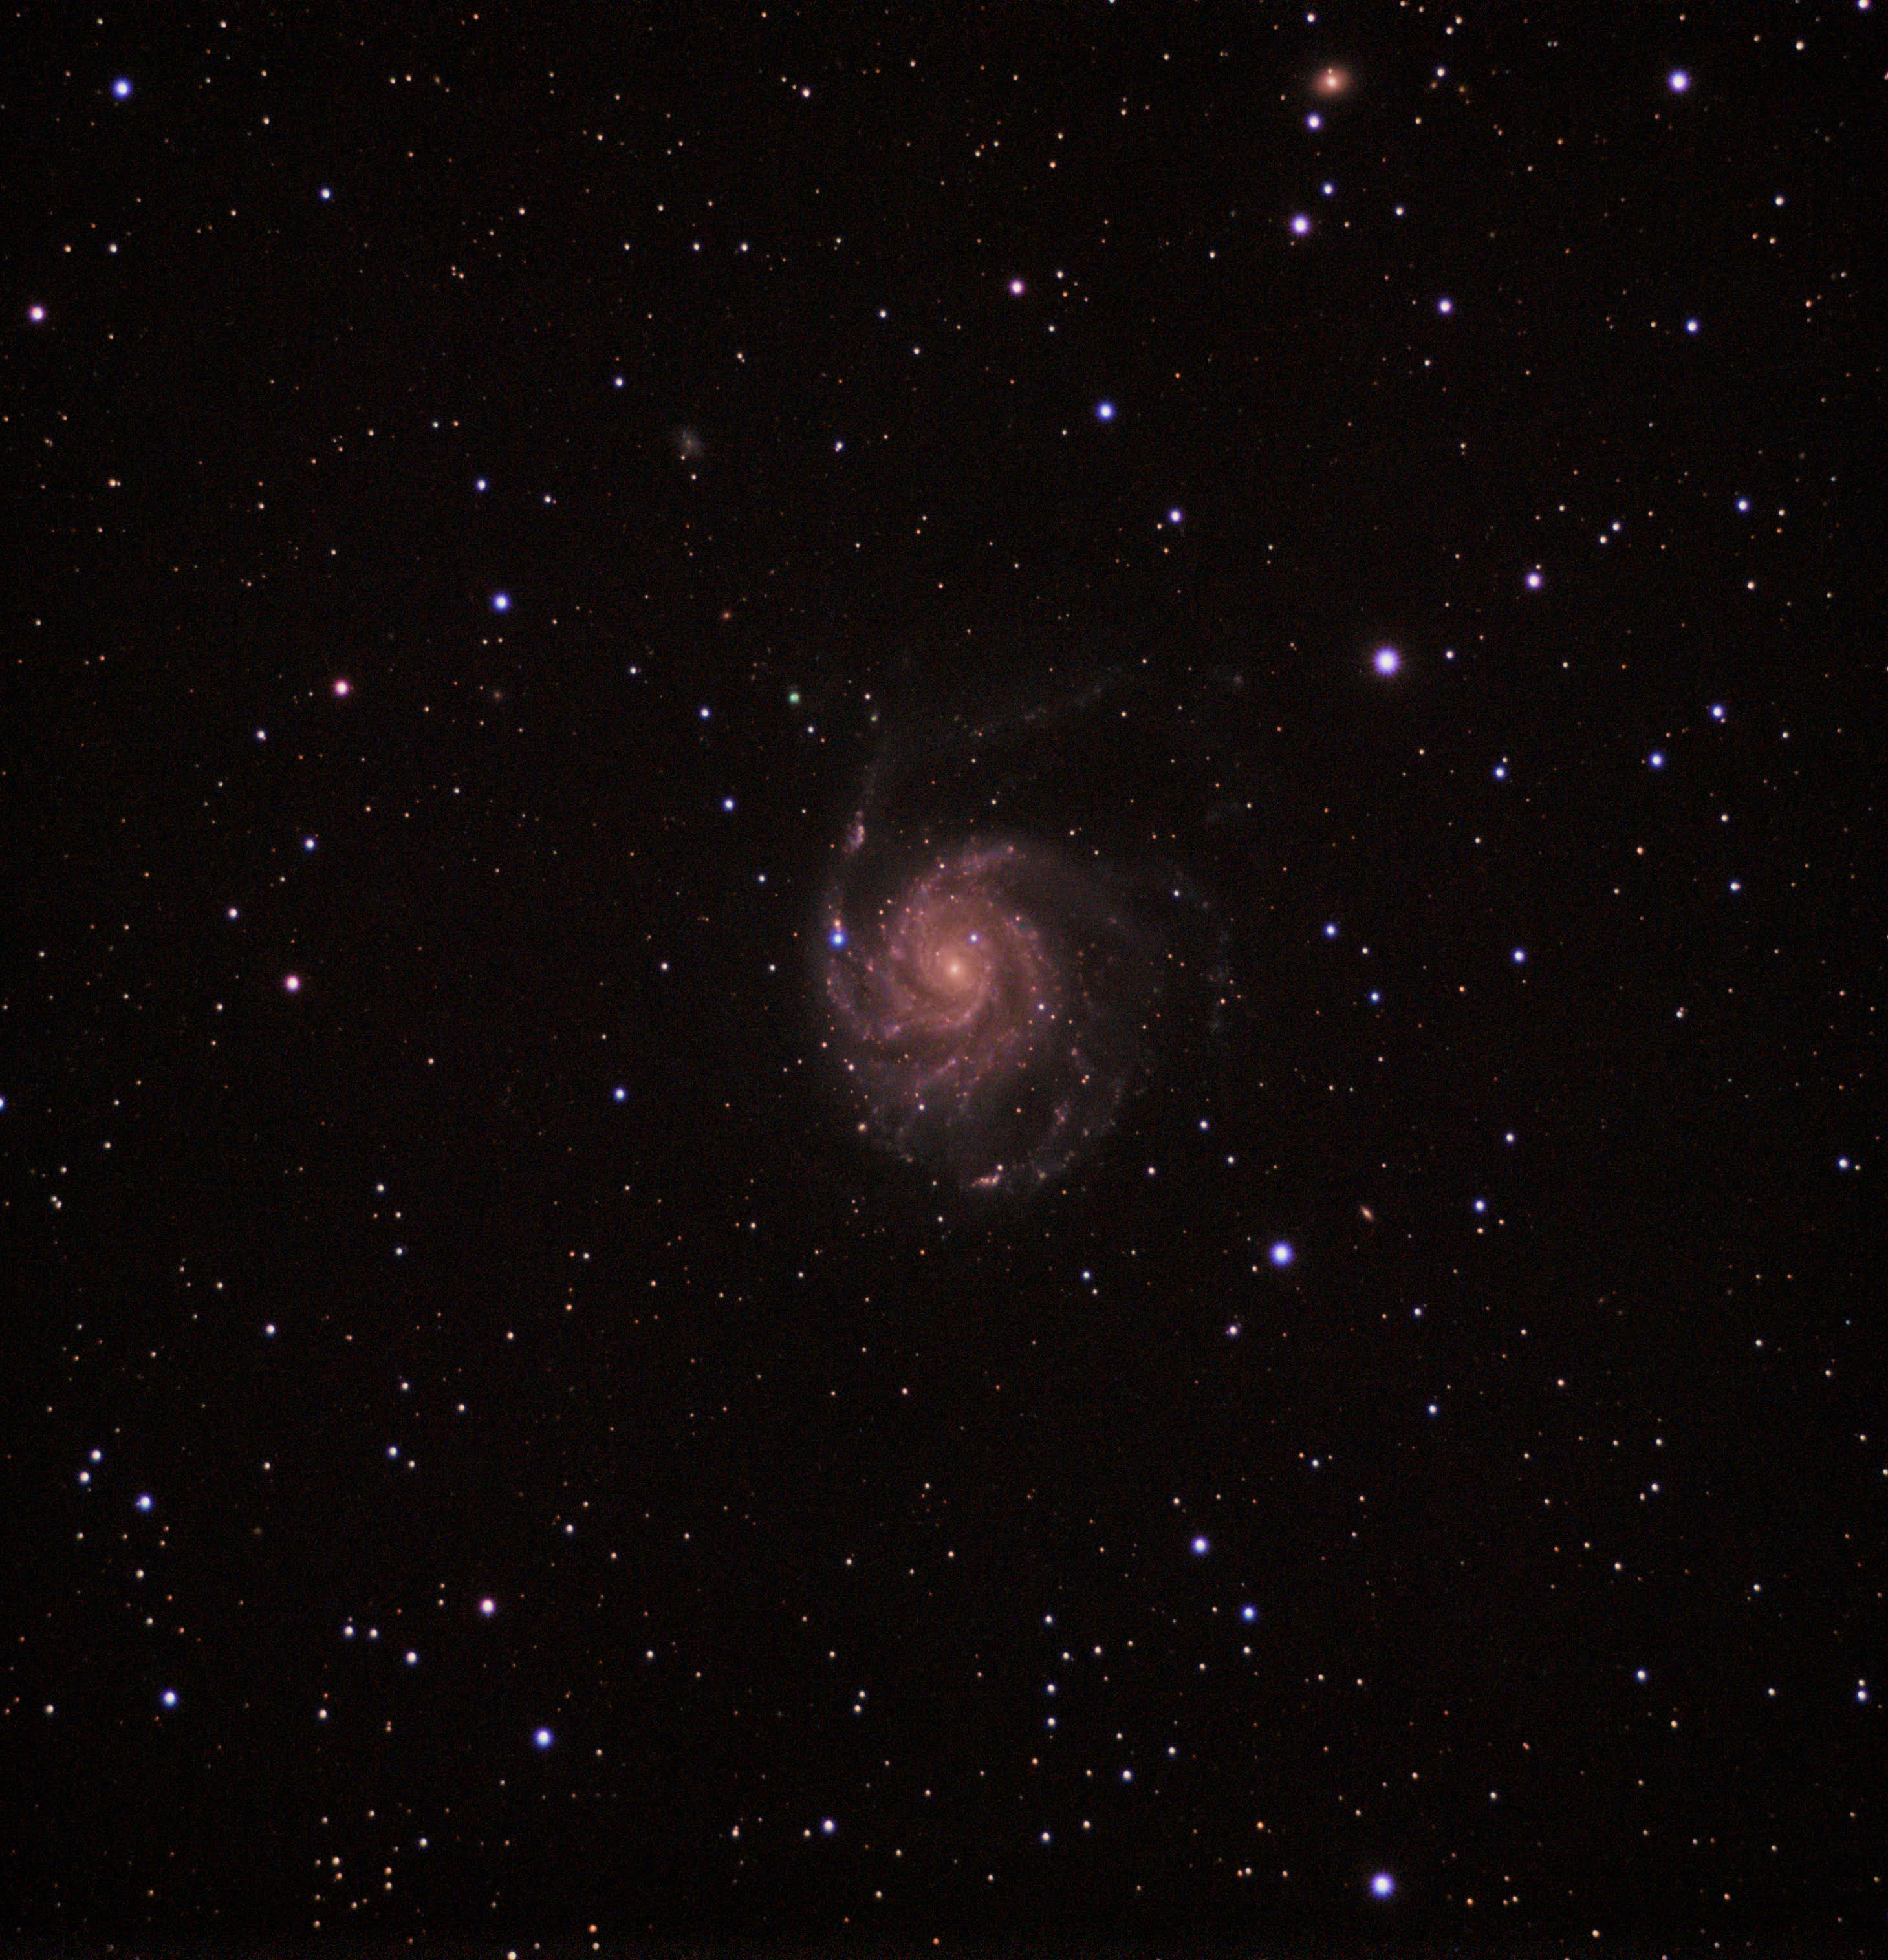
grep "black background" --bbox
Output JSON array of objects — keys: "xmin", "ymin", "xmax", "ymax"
[{"xmin": 3, "ymin": 3, "xmax": 1880, "ymax": 1955}]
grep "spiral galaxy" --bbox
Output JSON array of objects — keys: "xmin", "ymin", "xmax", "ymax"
[{"xmin": 817, "ymin": 825, "xmax": 1159, "ymax": 1196}]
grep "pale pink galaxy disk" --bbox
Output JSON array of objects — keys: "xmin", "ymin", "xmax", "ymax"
[{"xmin": 818, "ymin": 832, "xmax": 1156, "ymax": 1196}]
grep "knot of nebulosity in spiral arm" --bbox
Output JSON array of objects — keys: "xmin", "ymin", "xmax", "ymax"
[{"xmin": 821, "ymin": 837, "xmax": 1155, "ymax": 1194}]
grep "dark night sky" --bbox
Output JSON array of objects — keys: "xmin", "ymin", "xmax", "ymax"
[{"xmin": 3, "ymin": 4, "xmax": 1881, "ymax": 1956}]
